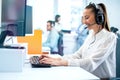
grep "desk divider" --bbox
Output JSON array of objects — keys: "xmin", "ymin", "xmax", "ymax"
[{"xmin": 17, "ymin": 30, "xmax": 42, "ymax": 54}]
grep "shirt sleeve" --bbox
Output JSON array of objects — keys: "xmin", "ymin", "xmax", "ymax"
[
  {"xmin": 63, "ymin": 33, "xmax": 117, "ymax": 72},
  {"xmin": 42, "ymin": 30, "xmax": 59, "ymax": 49}
]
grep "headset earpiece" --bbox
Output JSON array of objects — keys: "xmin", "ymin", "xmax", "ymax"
[
  {"xmin": 51, "ymin": 21, "xmax": 55, "ymax": 27},
  {"xmin": 48, "ymin": 20, "xmax": 55, "ymax": 27},
  {"xmin": 95, "ymin": 4, "xmax": 104, "ymax": 25}
]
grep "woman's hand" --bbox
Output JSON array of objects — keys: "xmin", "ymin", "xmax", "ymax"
[{"xmin": 39, "ymin": 54, "xmax": 68, "ymax": 66}]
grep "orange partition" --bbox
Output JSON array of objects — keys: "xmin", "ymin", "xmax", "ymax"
[{"xmin": 17, "ymin": 30, "xmax": 42, "ymax": 54}]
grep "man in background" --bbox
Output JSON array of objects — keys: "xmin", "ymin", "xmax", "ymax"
[{"xmin": 42, "ymin": 20, "xmax": 60, "ymax": 54}]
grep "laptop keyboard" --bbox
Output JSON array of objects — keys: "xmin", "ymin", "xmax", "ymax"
[{"xmin": 30, "ymin": 56, "xmax": 51, "ymax": 68}]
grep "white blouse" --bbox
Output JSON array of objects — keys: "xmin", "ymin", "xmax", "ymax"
[{"xmin": 63, "ymin": 29, "xmax": 117, "ymax": 78}]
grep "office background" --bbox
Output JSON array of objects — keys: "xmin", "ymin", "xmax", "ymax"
[
  {"xmin": 26, "ymin": 0, "xmax": 120, "ymax": 33},
  {"xmin": 0, "ymin": 0, "xmax": 120, "ymax": 54},
  {"xmin": 0, "ymin": 0, "xmax": 120, "ymax": 34},
  {"xmin": 27, "ymin": 0, "xmax": 120, "ymax": 54}
]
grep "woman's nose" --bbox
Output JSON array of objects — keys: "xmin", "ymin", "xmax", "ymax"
[
  {"xmin": 82, "ymin": 18, "xmax": 87, "ymax": 24},
  {"xmin": 83, "ymin": 20, "xmax": 87, "ymax": 25}
]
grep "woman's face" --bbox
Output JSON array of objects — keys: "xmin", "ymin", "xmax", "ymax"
[
  {"xmin": 57, "ymin": 17, "xmax": 61, "ymax": 22},
  {"xmin": 82, "ymin": 8, "xmax": 97, "ymax": 30}
]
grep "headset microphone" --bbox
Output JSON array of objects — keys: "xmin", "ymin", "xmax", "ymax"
[{"xmin": 84, "ymin": 27, "xmax": 87, "ymax": 29}]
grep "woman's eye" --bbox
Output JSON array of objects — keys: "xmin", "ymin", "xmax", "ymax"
[{"xmin": 85, "ymin": 17, "xmax": 89, "ymax": 19}]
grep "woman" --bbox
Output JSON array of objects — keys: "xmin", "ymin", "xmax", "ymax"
[
  {"xmin": 54, "ymin": 14, "xmax": 62, "ymax": 32},
  {"xmin": 40, "ymin": 3, "xmax": 117, "ymax": 78}
]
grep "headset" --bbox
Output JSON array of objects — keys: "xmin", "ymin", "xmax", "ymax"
[
  {"xmin": 91, "ymin": 3, "xmax": 105, "ymax": 25},
  {"xmin": 51, "ymin": 21, "xmax": 55, "ymax": 27},
  {"xmin": 47, "ymin": 20, "xmax": 55, "ymax": 27}
]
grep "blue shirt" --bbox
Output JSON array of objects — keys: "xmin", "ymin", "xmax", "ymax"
[
  {"xmin": 42, "ymin": 28, "xmax": 59, "ymax": 52},
  {"xmin": 76, "ymin": 24, "xmax": 88, "ymax": 49}
]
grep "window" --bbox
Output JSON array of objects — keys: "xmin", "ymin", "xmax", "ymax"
[
  {"xmin": 57, "ymin": 0, "xmax": 86, "ymax": 31},
  {"xmin": 27, "ymin": 0, "xmax": 86, "ymax": 32}
]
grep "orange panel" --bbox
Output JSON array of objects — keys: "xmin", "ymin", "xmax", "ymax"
[{"xmin": 17, "ymin": 30, "xmax": 42, "ymax": 54}]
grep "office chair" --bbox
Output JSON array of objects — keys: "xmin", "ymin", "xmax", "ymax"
[
  {"xmin": 116, "ymin": 38, "xmax": 120, "ymax": 78},
  {"xmin": 101, "ymin": 37, "xmax": 120, "ymax": 80},
  {"xmin": 109, "ymin": 37, "xmax": 120, "ymax": 80}
]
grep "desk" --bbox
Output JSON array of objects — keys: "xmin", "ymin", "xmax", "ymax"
[{"xmin": 0, "ymin": 60, "xmax": 99, "ymax": 80}]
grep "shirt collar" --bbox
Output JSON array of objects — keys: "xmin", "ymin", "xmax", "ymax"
[{"xmin": 92, "ymin": 29, "xmax": 108, "ymax": 40}]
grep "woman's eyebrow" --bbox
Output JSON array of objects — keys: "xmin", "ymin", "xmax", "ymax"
[{"xmin": 83, "ymin": 15, "xmax": 89, "ymax": 19}]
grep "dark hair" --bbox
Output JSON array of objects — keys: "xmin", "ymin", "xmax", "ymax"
[
  {"xmin": 85, "ymin": 3, "xmax": 110, "ymax": 31},
  {"xmin": 85, "ymin": 3, "xmax": 97, "ymax": 14},
  {"xmin": 97, "ymin": 3, "xmax": 110, "ymax": 31},
  {"xmin": 55, "ymin": 15, "xmax": 61, "ymax": 22},
  {"xmin": 47, "ymin": 20, "xmax": 55, "ymax": 27}
]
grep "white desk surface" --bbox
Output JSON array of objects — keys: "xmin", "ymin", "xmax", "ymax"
[{"xmin": 0, "ymin": 56, "xmax": 100, "ymax": 80}]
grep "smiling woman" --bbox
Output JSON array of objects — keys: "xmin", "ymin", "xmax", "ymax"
[{"xmin": 39, "ymin": 3, "xmax": 117, "ymax": 79}]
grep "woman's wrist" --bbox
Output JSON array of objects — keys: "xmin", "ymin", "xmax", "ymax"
[
  {"xmin": 54, "ymin": 57, "xmax": 68, "ymax": 66},
  {"xmin": 60, "ymin": 59, "xmax": 68, "ymax": 66}
]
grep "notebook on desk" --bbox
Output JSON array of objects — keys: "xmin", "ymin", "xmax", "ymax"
[{"xmin": 30, "ymin": 56, "xmax": 51, "ymax": 68}]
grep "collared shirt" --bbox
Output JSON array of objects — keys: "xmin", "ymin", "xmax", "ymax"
[
  {"xmin": 42, "ymin": 28, "xmax": 59, "ymax": 52},
  {"xmin": 63, "ymin": 29, "xmax": 117, "ymax": 78}
]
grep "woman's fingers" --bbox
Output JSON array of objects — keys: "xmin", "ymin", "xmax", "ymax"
[
  {"xmin": 39, "ymin": 55, "xmax": 64, "ymax": 66},
  {"xmin": 39, "ymin": 54, "xmax": 50, "ymax": 60},
  {"xmin": 40, "ymin": 57, "xmax": 52, "ymax": 64}
]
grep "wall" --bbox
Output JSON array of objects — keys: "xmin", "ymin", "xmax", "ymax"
[
  {"xmin": 22, "ymin": 0, "xmax": 120, "ymax": 33},
  {"xmin": 86, "ymin": 0, "xmax": 120, "ymax": 33},
  {"xmin": 27, "ymin": 0, "xmax": 54, "ymax": 32}
]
